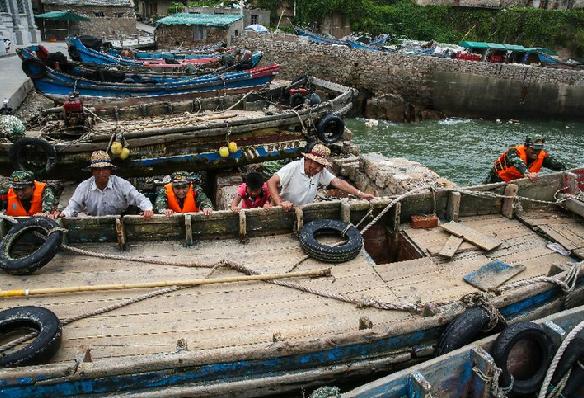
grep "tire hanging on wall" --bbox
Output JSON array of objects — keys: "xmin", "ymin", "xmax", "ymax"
[
  {"xmin": 491, "ymin": 321, "xmax": 555, "ymax": 395},
  {"xmin": 316, "ymin": 114, "xmax": 345, "ymax": 144},
  {"xmin": 0, "ymin": 217, "xmax": 64, "ymax": 275},
  {"xmin": 437, "ymin": 306, "xmax": 503, "ymax": 355},
  {"xmin": 298, "ymin": 219, "xmax": 363, "ymax": 263},
  {"xmin": 9, "ymin": 137, "xmax": 57, "ymax": 176},
  {"xmin": 0, "ymin": 306, "xmax": 62, "ymax": 367}
]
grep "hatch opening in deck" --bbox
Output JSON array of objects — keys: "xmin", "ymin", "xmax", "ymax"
[{"xmin": 363, "ymin": 224, "xmax": 424, "ymax": 265}]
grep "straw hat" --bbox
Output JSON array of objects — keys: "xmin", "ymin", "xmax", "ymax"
[
  {"xmin": 302, "ymin": 144, "xmax": 331, "ymax": 167},
  {"xmin": 87, "ymin": 150, "xmax": 116, "ymax": 169}
]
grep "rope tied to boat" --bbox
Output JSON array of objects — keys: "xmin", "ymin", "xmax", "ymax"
[
  {"xmin": 473, "ymin": 365, "xmax": 513, "ymax": 398},
  {"xmin": 460, "ymin": 292, "xmax": 506, "ymax": 331},
  {"xmin": 496, "ymin": 261, "xmax": 582, "ymax": 294}
]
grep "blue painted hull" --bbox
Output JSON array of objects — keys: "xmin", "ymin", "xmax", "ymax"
[{"xmin": 1, "ymin": 279, "xmax": 581, "ymax": 398}]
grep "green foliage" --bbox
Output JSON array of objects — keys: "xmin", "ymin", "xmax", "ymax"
[
  {"xmin": 167, "ymin": 1, "xmax": 185, "ymax": 14},
  {"xmin": 352, "ymin": 1, "xmax": 584, "ymax": 56},
  {"xmin": 186, "ymin": 0, "xmax": 222, "ymax": 5}
]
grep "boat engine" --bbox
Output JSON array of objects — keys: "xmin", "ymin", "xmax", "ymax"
[{"xmin": 62, "ymin": 94, "xmax": 87, "ymax": 128}]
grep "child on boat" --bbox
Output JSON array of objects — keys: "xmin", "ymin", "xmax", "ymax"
[{"xmin": 230, "ymin": 172, "xmax": 271, "ymax": 212}]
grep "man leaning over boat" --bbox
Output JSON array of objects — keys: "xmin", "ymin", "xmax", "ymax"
[
  {"xmin": 59, "ymin": 151, "xmax": 154, "ymax": 219},
  {"xmin": 485, "ymin": 135, "xmax": 566, "ymax": 184},
  {"xmin": 267, "ymin": 144, "xmax": 375, "ymax": 211},
  {"xmin": 154, "ymin": 171, "xmax": 213, "ymax": 217},
  {"xmin": 0, "ymin": 171, "xmax": 59, "ymax": 218}
]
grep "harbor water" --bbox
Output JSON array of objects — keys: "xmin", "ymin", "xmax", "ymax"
[{"xmin": 347, "ymin": 118, "xmax": 584, "ymax": 186}]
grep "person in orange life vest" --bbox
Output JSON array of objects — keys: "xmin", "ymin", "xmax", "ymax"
[
  {"xmin": 230, "ymin": 172, "xmax": 272, "ymax": 212},
  {"xmin": 154, "ymin": 171, "xmax": 213, "ymax": 217},
  {"xmin": 485, "ymin": 135, "xmax": 566, "ymax": 184},
  {"xmin": 0, "ymin": 171, "xmax": 59, "ymax": 218}
]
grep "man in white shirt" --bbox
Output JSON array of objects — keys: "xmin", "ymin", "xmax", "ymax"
[
  {"xmin": 60, "ymin": 151, "xmax": 154, "ymax": 218},
  {"xmin": 267, "ymin": 144, "xmax": 374, "ymax": 211}
]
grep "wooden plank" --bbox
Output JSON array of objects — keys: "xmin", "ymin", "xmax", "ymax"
[
  {"xmin": 115, "ymin": 217, "xmax": 126, "ymax": 251},
  {"xmin": 563, "ymin": 197, "xmax": 584, "ymax": 219},
  {"xmin": 184, "ymin": 214, "xmax": 193, "ymax": 246},
  {"xmin": 441, "ymin": 222, "xmax": 501, "ymax": 251},
  {"xmin": 437, "ymin": 236, "xmax": 463, "ymax": 259},
  {"xmin": 501, "ymin": 184, "xmax": 518, "ymax": 218},
  {"xmin": 463, "ymin": 260, "xmax": 526, "ymax": 291}
]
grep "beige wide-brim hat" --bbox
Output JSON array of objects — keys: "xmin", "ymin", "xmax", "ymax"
[
  {"xmin": 302, "ymin": 143, "xmax": 331, "ymax": 167},
  {"xmin": 85, "ymin": 150, "xmax": 116, "ymax": 170}
]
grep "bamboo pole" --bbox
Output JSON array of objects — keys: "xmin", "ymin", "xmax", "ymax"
[{"xmin": 0, "ymin": 269, "xmax": 332, "ymax": 298}]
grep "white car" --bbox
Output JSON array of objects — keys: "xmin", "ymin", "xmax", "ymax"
[{"xmin": 2, "ymin": 38, "xmax": 10, "ymax": 54}]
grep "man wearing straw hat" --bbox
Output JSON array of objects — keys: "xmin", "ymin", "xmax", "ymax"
[
  {"xmin": 267, "ymin": 144, "xmax": 374, "ymax": 211},
  {"xmin": 60, "ymin": 151, "xmax": 153, "ymax": 218}
]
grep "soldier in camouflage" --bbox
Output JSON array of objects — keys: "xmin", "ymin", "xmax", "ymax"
[
  {"xmin": 155, "ymin": 171, "xmax": 213, "ymax": 216},
  {"xmin": 485, "ymin": 135, "xmax": 566, "ymax": 184},
  {"xmin": 0, "ymin": 171, "xmax": 59, "ymax": 218}
]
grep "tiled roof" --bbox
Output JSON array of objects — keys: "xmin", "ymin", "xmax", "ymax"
[{"xmin": 156, "ymin": 13, "xmax": 242, "ymax": 27}]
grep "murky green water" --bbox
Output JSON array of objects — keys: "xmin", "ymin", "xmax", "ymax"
[{"xmin": 347, "ymin": 118, "xmax": 584, "ymax": 186}]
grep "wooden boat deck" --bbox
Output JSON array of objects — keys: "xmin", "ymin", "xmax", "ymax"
[{"xmin": 1, "ymin": 210, "xmax": 581, "ymax": 365}]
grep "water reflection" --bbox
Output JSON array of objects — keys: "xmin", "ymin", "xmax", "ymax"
[{"xmin": 347, "ymin": 118, "xmax": 584, "ymax": 186}]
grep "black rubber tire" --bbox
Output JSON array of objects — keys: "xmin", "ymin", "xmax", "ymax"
[
  {"xmin": 298, "ymin": 219, "xmax": 363, "ymax": 263},
  {"xmin": 68, "ymin": 45, "xmax": 81, "ymax": 62},
  {"xmin": 491, "ymin": 321, "xmax": 555, "ymax": 395},
  {"xmin": 551, "ymin": 335, "xmax": 584, "ymax": 385},
  {"xmin": 438, "ymin": 307, "xmax": 501, "ymax": 355},
  {"xmin": 21, "ymin": 59, "xmax": 47, "ymax": 79},
  {"xmin": 0, "ymin": 217, "xmax": 63, "ymax": 275},
  {"xmin": 317, "ymin": 114, "xmax": 345, "ymax": 144},
  {"xmin": 289, "ymin": 93, "xmax": 306, "ymax": 108},
  {"xmin": 0, "ymin": 306, "xmax": 62, "ymax": 367},
  {"xmin": 9, "ymin": 137, "xmax": 57, "ymax": 175}
]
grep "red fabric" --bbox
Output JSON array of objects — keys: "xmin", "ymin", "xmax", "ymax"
[{"xmin": 237, "ymin": 183, "xmax": 270, "ymax": 209}]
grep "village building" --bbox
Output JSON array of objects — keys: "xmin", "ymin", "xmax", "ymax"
[
  {"xmin": 154, "ymin": 12, "xmax": 242, "ymax": 48},
  {"xmin": 135, "ymin": 0, "xmax": 173, "ymax": 21},
  {"xmin": 0, "ymin": 0, "xmax": 41, "ymax": 45},
  {"xmin": 39, "ymin": 0, "xmax": 137, "ymax": 38}
]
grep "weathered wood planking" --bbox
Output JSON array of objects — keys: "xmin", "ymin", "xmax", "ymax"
[
  {"xmin": 437, "ymin": 236, "xmax": 463, "ymax": 259},
  {"xmin": 62, "ymin": 216, "xmax": 118, "ymax": 243},
  {"xmin": 441, "ymin": 222, "xmax": 502, "ymax": 251}
]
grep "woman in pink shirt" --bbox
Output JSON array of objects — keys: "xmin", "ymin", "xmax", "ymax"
[{"xmin": 230, "ymin": 172, "xmax": 272, "ymax": 212}]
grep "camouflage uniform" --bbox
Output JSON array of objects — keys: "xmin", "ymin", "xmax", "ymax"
[
  {"xmin": 154, "ymin": 171, "xmax": 213, "ymax": 213},
  {"xmin": 0, "ymin": 171, "xmax": 58, "ymax": 213}
]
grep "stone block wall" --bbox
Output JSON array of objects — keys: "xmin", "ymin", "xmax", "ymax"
[
  {"xmin": 43, "ymin": 4, "xmax": 136, "ymax": 37},
  {"xmin": 155, "ymin": 25, "xmax": 228, "ymax": 48},
  {"xmin": 234, "ymin": 34, "xmax": 584, "ymax": 121}
]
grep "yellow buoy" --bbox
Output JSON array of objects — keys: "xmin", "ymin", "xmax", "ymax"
[
  {"xmin": 228, "ymin": 142, "xmax": 238, "ymax": 153},
  {"xmin": 219, "ymin": 146, "xmax": 229, "ymax": 158},
  {"xmin": 110, "ymin": 141, "xmax": 123, "ymax": 156},
  {"xmin": 120, "ymin": 147, "xmax": 131, "ymax": 160}
]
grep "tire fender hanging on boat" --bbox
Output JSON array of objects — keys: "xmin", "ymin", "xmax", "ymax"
[
  {"xmin": 317, "ymin": 114, "xmax": 345, "ymax": 144},
  {"xmin": 0, "ymin": 306, "xmax": 62, "ymax": 367},
  {"xmin": 438, "ymin": 306, "xmax": 503, "ymax": 355},
  {"xmin": 298, "ymin": 219, "xmax": 363, "ymax": 263},
  {"xmin": 0, "ymin": 217, "xmax": 64, "ymax": 275},
  {"xmin": 491, "ymin": 321, "xmax": 556, "ymax": 395},
  {"xmin": 9, "ymin": 137, "xmax": 57, "ymax": 176}
]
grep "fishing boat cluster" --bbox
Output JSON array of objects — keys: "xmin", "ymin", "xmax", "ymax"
[{"xmin": 0, "ymin": 35, "xmax": 582, "ymax": 398}]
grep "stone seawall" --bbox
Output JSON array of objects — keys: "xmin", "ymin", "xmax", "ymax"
[{"xmin": 235, "ymin": 34, "xmax": 584, "ymax": 121}]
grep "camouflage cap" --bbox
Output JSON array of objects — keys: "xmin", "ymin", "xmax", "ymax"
[
  {"xmin": 525, "ymin": 135, "xmax": 545, "ymax": 151},
  {"xmin": 10, "ymin": 170, "xmax": 35, "ymax": 188},
  {"xmin": 171, "ymin": 171, "xmax": 192, "ymax": 186}
]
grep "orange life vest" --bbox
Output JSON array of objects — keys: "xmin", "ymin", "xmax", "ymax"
[
  {"xmin": 6, "ymin": 181, "xmax": 46, "ymax": 216},
  {"xmin": 164, "ymin": 183, "xmax": 198, "ymax": 213},
  {"xmin": 494, "ymin": 145, "xmax": 547, "ymax": 182}
]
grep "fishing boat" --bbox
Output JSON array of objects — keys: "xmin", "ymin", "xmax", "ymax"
[
  {"xmin": 0, "ymin": 77, "xmax": 354, "ymax": 179},
  {"xmin": 17, "ymin": 46, "xmax": 279, "ymax": 105},
  {"xmin": 0, "ymin": 167, "xmax": 583, "ymax": 397},
  {"xmin": 343, "ymin": 304, "xmax": 584, "ymax": 397},
  {"xmin": 66, "ymin": 37, "xmax": 223, "ymax": 68}
]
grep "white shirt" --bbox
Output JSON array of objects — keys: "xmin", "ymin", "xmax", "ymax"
[
  {"xmin": 276, "ymin": 159, "xmax": 335, "ymax": 206},
  {"xmin": 62, "ymin": 175, "xmax": 153, "ymax": 217}
]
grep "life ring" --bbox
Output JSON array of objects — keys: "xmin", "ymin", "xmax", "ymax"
[
  {"xmin": 298, "ymin": 219, "xmax": 363, "ymax": 263},
  {"xmin": 491, "ymin": 321, "xmax": 555, "ymax": 395},
  {"xmin": 289, "ymin": 93, "xmax": 306, "ymax": 108},
  {"xmin": 0, "ymin": 306, "xmax": 62, "ymax": 367},
  {"xmin": 0, "ymin": 217, "xmax": 64, "ymax": 275},
  {"xmin": 437, "ymin": 306, "xmax": 503, "ymax": 355},
  {"xmin": 316, "ymin": 114, "xmax": 345, "ymax": 144},
  {"xmin": 9, "ymin": 137, "xmax": 57, "ymax": 176},
  {"xmin": 21, "ymin": 58, "xmax": 47, "ymax": 79}
]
